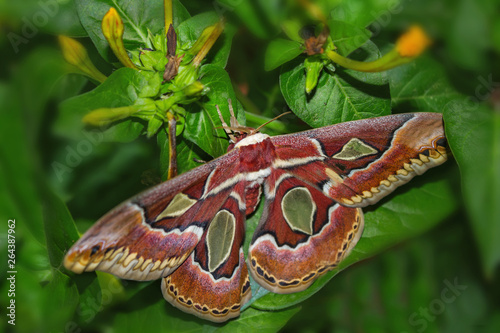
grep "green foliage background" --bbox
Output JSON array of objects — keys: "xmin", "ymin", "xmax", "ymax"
[{"xmin": 0, "ymin": 0, "xmax": 499, "ymax": 332}]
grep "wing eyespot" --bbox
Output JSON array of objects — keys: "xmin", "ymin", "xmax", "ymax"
[{"xmin": 90, "ymin": 245, "xmax": 100, "ymax": 256}]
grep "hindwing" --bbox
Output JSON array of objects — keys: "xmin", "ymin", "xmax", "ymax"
[{"xmin": 249, "ymin": 169, "xmax": 364, "ymax": 293}]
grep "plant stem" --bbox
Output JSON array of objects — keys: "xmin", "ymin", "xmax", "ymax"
[
  {"xmin": 325, "ymin": 49, "xmax": 412, "ymax": 72},
  {"xmin": 192, "ymin": 21, "xmax": 224, "ymax": 67},
  {"xmin": 164, "ymin": 0, "xmax": 173, "ymax": 33},
  {"xmin": 166, "ymin": 112, "xmax": 177, "ymax": 180}
]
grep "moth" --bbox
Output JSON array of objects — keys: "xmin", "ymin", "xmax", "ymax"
[{"xmin": 64, "ymin": 111, "xmax": 448, "ymax": 322}]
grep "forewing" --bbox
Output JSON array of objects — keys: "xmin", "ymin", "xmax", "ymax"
[
  {"xmin": 271, "ymin": 113, "xmax": 448, "ymax": 207},
  {"xmin": 64, "ymin": 150, "xmax": 241, "ymax": 281}
]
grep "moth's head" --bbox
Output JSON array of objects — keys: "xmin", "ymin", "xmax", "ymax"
[
  {"xmin": 216, "ymin": 100, "xmax": 290, "ymax": 151},
  {"xmin": 216, "ymin": 101, "xmax": 260, "ymax": 149},
  {"xmin": 226, "ymin": 127, "xmax": 259, "ymax": 151}
]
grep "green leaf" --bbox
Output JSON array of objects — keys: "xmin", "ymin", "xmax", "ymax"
[
  {"xmin": 0, "ymin": 250, "xmax": 78, "ymax": 332},
  {"xmin": 281, "ymin": 19, "xmax": 303, "ymax": 42},
  {"xmin": 13, "ymin": 48, "xmax": 69, "ymax": 140},
  {"xmin": 147, "ymin": 116, "xmax": 163, "ymax": 138},
  {"xmin": 138, "ymin": 71, "xmax": 162, "ymax": 98},
  {"xmin": 217, "ymin": 307, "xmax": 300, "ymax": 333},
  {"xmin": 388, "ymin": 55, "xmax": 500, "ymax": 275},
  {"xmin": 184, "ymin": 64, "xmax": 245, "ymax": 157},
  {"xmin": 209, "ymin": 22, "xmax": 236, "ymax": 69},
  {"xmin": 51, "ymin": 139, "xmax": 156, "ymax": 215},
  {"xmin": 493, "ymin": 20, "xmax": 500, "ymax": 53},
  {"xmin": 41, "ymin": 269, "xmax": 81, "ymax": 331},
  {"xmin": 176, "ymin": 139, "xmax": 210, "ymax": 175},
  {"xmin": 176, "ymin": 12, "xmax": 235, "ymax": 68},
  {"xmin": 2, "ymin": 0, "xmax": 87, "ymax": 37},
  {"xmin": 176, "ymin": 12, "xmax": 219, "ymax": 48},
  {"xmin": 55, "ymin": 67, "xmax": 150, "ymax": 142},
  {"xmin": 70, "ymin": 272, "xmax": 106, "ymax": 325},
  {"xmin": 264, "ymin": 39, "xmax": 302, "ymax": 71},
  {"xmin": 75, "ymin": 0, "xmax": 190, "ymax": 63},
  {"xmin": 447, "ymin": 0, "xmax": 490, "ymax": 71},
  {"xmin": 444, "ymin": 103, "xmax": 500, "ymax": 277},
  {"xmin": 280, "ymin": 41, "xmax": 391, "ymax": 127},
  {"xmin": 111, "ymin": 297, "xmax": 205, "ymax": 332},
  {"xmin": 52, "ymin": 74, "xmax": 89, "ymax": 102},
  {"xmin": 110, "ymin": 290, "xmax": 298, "ymax": 332},
  {"xmin": 157, "ymin": 129, "xmax": 210, "ymax": 180},
  {"xmin": 40, "ymin": 157, "xmax": 125, "ymax": 328},
  {"xmin": 157, "ymin": 126, "xmax": 171, "ymax": 180},
  {"xmin": 281, "ymin": 221, "xmax": 495, "ymax": 332},
  {"xmin": 330, "ymin": 0, "xmax": 403, "ymax": 29},
  {"xmin": 41, "ymin": 182, "xmax": 80, "ymax": 269},
  {"xmin": 0, "ymin": 82, "xmax": 46, "ymax": 243},
  {"xmin": 328, "ymin": 20, "xmax": 371, "ymax": 56},
  {"xmin": 254, "ymin": 169, "xmax": 458, "ymax": 309},
  {"xmin": 390, "ymin": 56, "xmax": 463, "ymax": 113},
  {"xmin": 0, "ymin": 48, "xmax": 71, "ymax": 245}
]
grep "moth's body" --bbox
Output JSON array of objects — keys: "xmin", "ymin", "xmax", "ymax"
[
  {"xmin": 234, "ymin": 133, "xmax": 274, "ymax": 183},
  {"xmin": 64, "ymin": 113, "xmax": 448, "ymax": 322}
]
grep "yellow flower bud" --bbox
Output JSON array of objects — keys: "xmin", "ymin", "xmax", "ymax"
[
  {"xmin": 396, "ymin": 25, "xmax": 432, "ymax": 58},
  {"xmin": 58, "ymin": 36, "xmax": 107, "ymax": 83},
  {"xmin": 83, "ymin": 105, "xmax": 141, "ymax": 126},
  {"xmin": 191, "ymin": 21, "xmax": 224, "ymax": 67},
  {"xmin": 102, "ymin": 7, "xmax": 138, "ymax": 69}
]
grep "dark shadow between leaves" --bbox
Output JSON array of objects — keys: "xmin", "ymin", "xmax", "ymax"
[
  {"xmin": 70, "ymin": 272, "xmax": 100, "ymax": 295},
  {"xmin": 390, "ymin": 100, "xmax": 421, "ymax": 114},
  {"xmin": 90, "ymin": 281, "xmax": 160, "ymax": 324}
]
